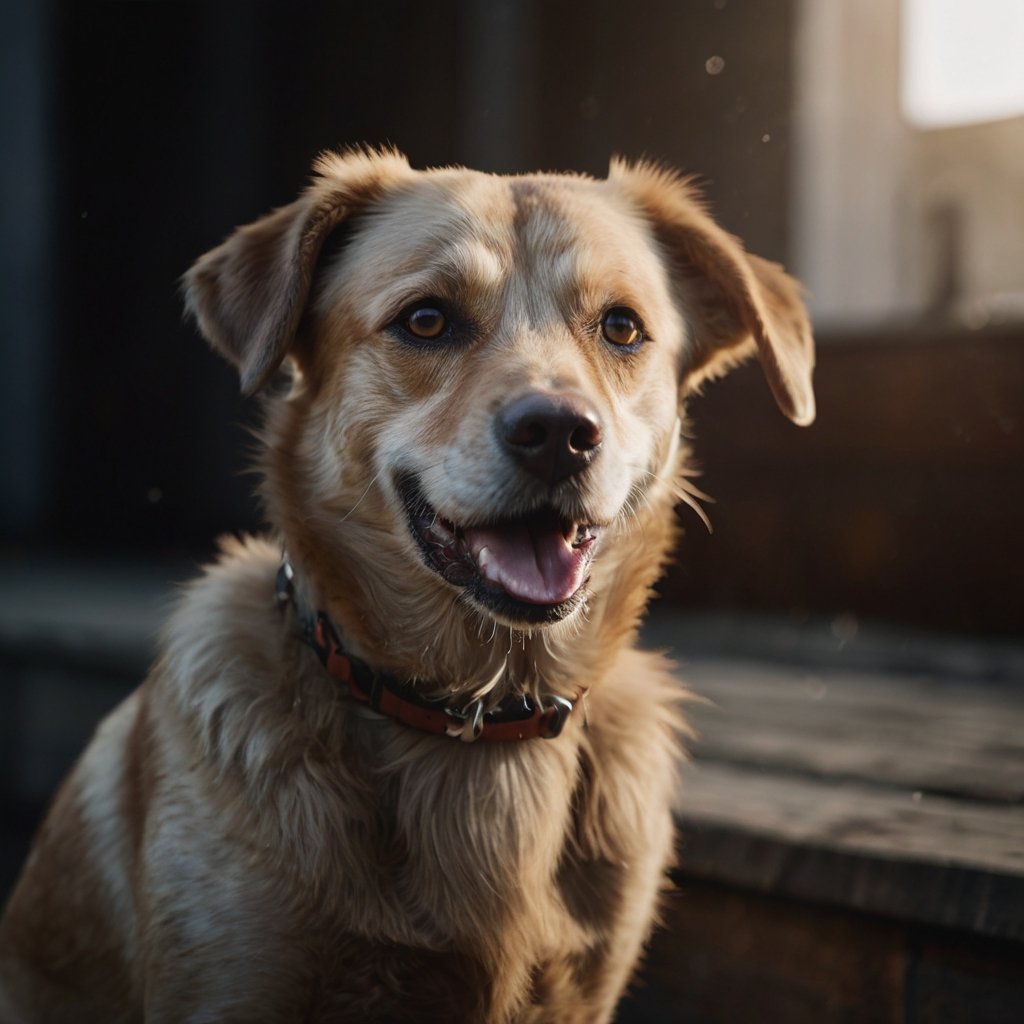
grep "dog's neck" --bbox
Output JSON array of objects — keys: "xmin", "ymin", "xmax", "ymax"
[{"xmin": 278, "ymin": 556, "xmax": 586, "ymax": 742}]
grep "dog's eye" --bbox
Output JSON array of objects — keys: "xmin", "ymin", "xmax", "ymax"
[
  {"xmin": 601, "ymin": 307, "xmax": 643, "ymax": 347},
  {"xmin": 405, "ymin": 305, "xmax": 447, "ymax": 340}
]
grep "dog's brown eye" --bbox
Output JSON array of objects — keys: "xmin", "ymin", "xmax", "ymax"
[
  {"xmin": 405, "ymin": 306, "xmax": 447, "ymax": 340},
  {"xmin": 601, "ymin": 308, "xmax": 643, "ymax": 347}
]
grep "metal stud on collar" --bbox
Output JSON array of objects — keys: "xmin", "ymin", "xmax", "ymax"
[{"xmin": 461, "ymin": 699, "xmax": 485, "ymax": 743}]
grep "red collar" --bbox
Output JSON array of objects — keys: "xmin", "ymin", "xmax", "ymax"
[{"xmin": 278, "ymin": 561, "xmax": 583, "ymax": 743}]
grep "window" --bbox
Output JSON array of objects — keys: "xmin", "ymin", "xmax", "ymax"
[{"xmin": 902, "ymin": 0, "xmax": 1024, "ymax": 129}]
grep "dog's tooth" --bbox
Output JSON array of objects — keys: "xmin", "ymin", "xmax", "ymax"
[{"xmin": 476, "ymin": 546, "xmax": 498, "ymax": 582}]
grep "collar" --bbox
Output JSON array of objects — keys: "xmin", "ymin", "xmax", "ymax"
[{"xmin": 276, "ymin": 560, "xmax": 583, "ymax": 742}]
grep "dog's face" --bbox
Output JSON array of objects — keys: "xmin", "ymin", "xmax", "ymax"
[
  {"xmin": 304, "ymin": 171, "xmax": 689, "ymax": 627},
  {"xmin": 186, "ymin": 149, "xmax": 813, "ymax": 654}
]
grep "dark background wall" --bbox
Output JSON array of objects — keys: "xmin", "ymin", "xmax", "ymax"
[
  {"xmin": 3, "ymin": 0, "xmax": 793, "ymax": 547},
  {"xmin": 3, "ymin": 0, "xmax": 1021, "ymax": 636}
]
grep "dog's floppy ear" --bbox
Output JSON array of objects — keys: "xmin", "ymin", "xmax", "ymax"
[
  {"xmin": 611, "ymin": 159, "xmax": 815, "ymax": 426},
  {"xmin": 184, "ymin": 148, "xmax": 412, "ymax": 394}
]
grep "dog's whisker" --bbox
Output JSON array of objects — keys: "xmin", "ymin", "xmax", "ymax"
[
  {"xmin": 672, "ymin": 476, "xmax": 714, "ymax": 533},
  {"xmin": 622, "ymin": 458, "xmax": 714, "ymax": 533},
  {"xmin": 337, "ymin": 468, "xmax": 385, "ymax": 523}
]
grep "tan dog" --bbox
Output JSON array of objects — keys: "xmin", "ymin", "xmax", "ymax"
[{"xmin": 0, "ymin": 149, "xmax": 813, "ymax": 1023}]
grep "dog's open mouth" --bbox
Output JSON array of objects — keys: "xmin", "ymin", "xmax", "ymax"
[{"xmin": 398, "ymin": 476, "xmax": 599, "ymax": 623}]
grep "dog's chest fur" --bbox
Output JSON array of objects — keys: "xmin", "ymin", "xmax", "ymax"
[{"xmin": 122, "ymin": 538, "xmax": 680, "ymax": 1021}]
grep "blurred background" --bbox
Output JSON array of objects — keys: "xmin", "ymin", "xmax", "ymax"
[{"xmin": 2, "ymin": 1, "xmax": 1022, "ymax": 1020}]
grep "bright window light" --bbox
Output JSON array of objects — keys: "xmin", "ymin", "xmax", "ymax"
[{"xmin": 902, "ymin": 0, "xmax": 1024, "ymax": 128}]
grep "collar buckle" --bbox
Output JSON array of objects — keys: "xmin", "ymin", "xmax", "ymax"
[{"xmin": 539, "ymin": 695, "xmax": 575, "ymax": 739}]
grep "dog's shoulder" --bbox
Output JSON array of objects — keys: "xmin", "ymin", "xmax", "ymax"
[
  {"xmin": 160, "ymin": 534, "xmax": 289, "ymax": 692},
  {"xmin": 572, "ymin": 646, "xmax": 689, "ymax": 850},
  {"xmin": 153, "ymin": 534, "xmax": 320, "ymax": 773},
  {"xmin": 588, "ymin": 646, "xmax": 690, "ymax": 758},
  {"xmin": 162, "ymin": 533, "xmax": 283, "ymax": 660}
]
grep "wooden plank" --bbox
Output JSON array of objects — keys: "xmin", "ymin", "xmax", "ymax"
[
  {"xmin": 908, "ymin": 933, "xmax": 1024, "ymax": 1024},
  {"xmin": 685, "ymin": 327, "xmax": 1024, "ymax": 473},
  {"xmin": 623, "ymin": 877, "xmax": 1024, "ymax": 1024},
  {"xmin": 679, "ymin": 658, "xmax": 1024, "ymax": 803},
  {"xmin": 678, "ymin": 761, "xmax": 1024, "ymax": 875},
  {"xmin": 657, "ymin": 328, "xmax": 1024, "ymax": 634},
  {"xmin": 644, "ymin": 609, "xmax": 1024, "ymax": 683},
  {"xmin": 676, "ymin": 761, "xmax": 1024, "ymax": 940},
  {"xmin": 0, "ymin": 559, "xmax": 172, "ymax": 673},
  {"xmin": 623, "ymin": 878, "xmax": 907, "ymax": 1024}
]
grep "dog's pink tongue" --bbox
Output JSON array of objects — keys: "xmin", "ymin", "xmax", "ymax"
[{"xmin": 465, "ymin": 521, "xmax": 589, "ymax": 605}]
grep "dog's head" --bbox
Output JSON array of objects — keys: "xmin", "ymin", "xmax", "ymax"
[{"xmin": 185, "ymin": 149, "xmax": 813, "ymax": 671}]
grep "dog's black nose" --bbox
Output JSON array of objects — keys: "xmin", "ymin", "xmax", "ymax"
[{"xmin": 498, "ymin": 392, "xmax": 603, "ymax": 484}]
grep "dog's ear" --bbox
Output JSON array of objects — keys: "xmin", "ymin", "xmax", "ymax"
[
  {"xmin": 611, "ymin": 160, "xmax": 815, "ymax": 426},
  {"xmin": 184, "ymin": 148, "xmax": 412, "ymax": 394}
]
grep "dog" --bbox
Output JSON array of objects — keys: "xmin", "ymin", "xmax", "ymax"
[{"xmin": 0, "ymin": 148, "xmax": 814, "ymax": 1022}]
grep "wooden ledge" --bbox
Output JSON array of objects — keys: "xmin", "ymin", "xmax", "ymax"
[{"xmin": 669, "ymin": 652, "xmax": 1024, "ymax": 943}]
